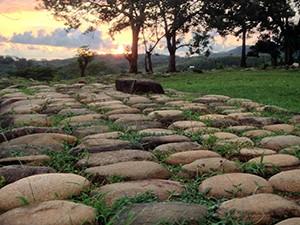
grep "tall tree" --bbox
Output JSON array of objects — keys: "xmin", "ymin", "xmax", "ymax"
[
  {"xmin": 39, "ymin": 0, "xmax": 154, "ymax": 73},
  {"xmin": 77, "ymin": 46, "xmax": 95, "ymax": 77},
  {"xmin": 260, "ymin": 0, "xmax": 300, "ymax": 65},
  {"xmin": 202, "ymin": 0, "xmax": 264, "ymax": 67},
  {"xmin": 155, "ymin": 0, "xmax": 202, "ymax": 72}
]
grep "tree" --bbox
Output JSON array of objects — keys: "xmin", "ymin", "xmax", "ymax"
[
  {"xmin": 155, "ymin": 0, "xmax": 202, "ymax": 72},
  {"xmin": 260, "ymin": 0, "xmax": 300, "ymax": 65},
  {"xmin": 188, "ymin": 31, "xmax": 212, "ymax": 57},
  {"xmin": 39, "ymin": 0, "xmax": 155, "ymax": 73},
  {"xmin": 202, "ymin": 0, "xmax": 264, "ymax": 67},
  {"xmin": 248, "ymin": 35, "xmax": 281, "ymax": 67},
  {"xmin": 77, "ymin": 46, "xmax": 95, "ymax": 77}
]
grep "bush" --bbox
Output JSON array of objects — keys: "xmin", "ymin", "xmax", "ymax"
[{"xmin": 10, "ymin": 66, "xmax": 57, "ymax": 81}]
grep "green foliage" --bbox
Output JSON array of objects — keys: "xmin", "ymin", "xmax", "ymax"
[
  {"xmin": 18, "ymin": 87, "xmax": 37, "ymax": 96},
  {"xmin": 10, "ymin": 66, "xmax": 57, "ymax": 81},
  {"xmin": 0, "ymin": 176, "xmax": 6, "ymax": 188},
  {"xmin": 241, "ymin": 160, "xmax": 280, "ymax": 178},
  {"xmin": 182, "ymin": 110, "xmax": 202, "ymax": 121}
]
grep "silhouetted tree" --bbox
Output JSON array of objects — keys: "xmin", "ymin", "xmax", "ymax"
[
  {"xmin": 202, "ymin": 0, "xmax": 264, "ymax": 68},
  {"xmin": 77, "ymin": 46, "xmax": 95, "ymax": 77},
  {"xmin": 39, "ymin": 0, "xmax": 155, "ymax": 73}
]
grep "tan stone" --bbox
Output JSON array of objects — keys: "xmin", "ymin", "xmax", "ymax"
[
  {"xmin": 153, "ymin": 141, "xmax": 202, "ymax": 155},
  {"xmin": 0, "ymin": 200, "xmax": 97, "ymax": 225},
  {"xmin": 77, "ymin": 150, "xmax": 154, "ymax": 167},
  {"xmin": 202, "ymin": 132, "xmax": 238, "ymax": 140},
  {"xmin": 238, "ymin": 148, "xmax": 276, "ymax": 161},
  {"xmin": 260, "ymin": 135, "xmax": 300, "ymax": 151},
  {"xmin": 275, "ymin": 218, "xmax": 300, "ymax": 225},
  {"xmin": 199, "ymin": 173, "xmax": 273, "ymax": 198},
  {"xmin": 169, "ymin": 121, "xmax": 206, "ymax": 130},
  {"xmin": 165, "ymin": 150, "xmax": 221, "ymax": 165},
  {"xmin": 94, "ymin": 179, "xmax": 184, "ymax": 206},
  {"xmin": 85, "ymin": 161, "xmax": 170, "ymax": 180},
  {"xmin": 217, "ymin": 194, "xmax": 300, "ymax": 225},
  {"xmin": 148, "ymin": 110, "xmax": 184, "ymax": 122},
  {"xmin": 0, "ymin": 173, "xmax": 90, "ymax": 212},
  {"xmin": 263, "ymin": 124, "xmax": 295, "ymax": 133},
  {"xmin": 182, "ymin": 157, "xmax": 239, "ymax": 176},
  {"xmin": 269, "ymin": 169, "xmax": 300, "ymax": 193},
  {"xmin": 243, "ymin": 130, "xmax": 274, "ymax": 138},
  {"xmin": 138, "ymin": 128, "xmax": 174, "ymax": 136}
]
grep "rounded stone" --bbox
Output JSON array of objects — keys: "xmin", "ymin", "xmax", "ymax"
[
  {"xmin": 168, "ymin": 121, "xmax": 206, "ymax": 130},
  {"xmin": 202, "ymin": 132, "xmax": 238, "ymax": 140},
  {"xmin": 263, "ymin": 124, "xmax": 295, "ymax": 133},
  {"xmin": 238, "ymin": 148, "xmax": 276, "ymax": 161},
  {"xmin": 94, "ymin": 179, "xmax": 184, "ymax": 206},
  {"xmin": 0, "ymin": 200, "xmax": 97, "ymax": 225},
  {"xmin": 148, "ymin": 110, "xmax": 184, "ymax": 123},
  {"xmin": 199, "ymin": 173, "xmax": 273, "ymax": 198},
  {"xmin": 260, "ymin": 135, "xmax": 300, "ymax": 151},
  {"xmin": 0, "ymin": 173, "xmax": 90, "ymax": 212},
  {"xmin": 138, "ymin": 128, "xmax": 174, "ymax": 136},
  {"xmin": 76, "ymin": 150, "xmax": 154, "ymax": 167},
  {"xmin": 243, "ymin": 130, "xmax": 274, "ymax": 138},
  {"xmin": 217, "ymin": 194, "xmax": 300, "ymax": 225},
  {"xmin": 269, "ymin": 169, "xmax": 300, "ymax": 193},
  {"xmin": 165, "ymin": 150, "xmax": 221, "ymax": 165},
  {"xmin": 182, "ymin": 157, "xmax": 239, "ymax": 176},
  {"xmin": 248, "ymin": 154, "xmax": 300, "ymax": 170},
  {"xmin": 85, "ymin": 161, "xmax": 170, "ymax": 181},
  {"xmin": 153, "ymin": 141, "xmax": 202, "ymax": 155},
  {"xmin": 275, "ymin": 218, "xmax": 300, "ymax": 225}
]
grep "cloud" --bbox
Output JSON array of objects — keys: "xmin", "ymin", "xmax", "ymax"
[
  {"xmin": 0, "ymin": 0, "xmax": 36, "ymax": 13},
  {"xmin": 0, "ymin": 34, "xmax": 8, "ymax": 42},
  {"xmin": 10, "ymin": 28, "xmax": 113, "ymax": 50}
]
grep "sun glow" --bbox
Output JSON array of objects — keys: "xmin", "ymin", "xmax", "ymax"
[{"xmin": 112, "ymin": 45, "xmax": 125, "ymax": 54}]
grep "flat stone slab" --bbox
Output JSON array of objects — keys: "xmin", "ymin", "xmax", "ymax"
[
  {"xmin": 148, "ymin": 110, "xmax": 184, "ymax": 123},
  {"xmin": 0, "ymin": 200, "xmax": 97, "ymax": 225},
  {"xmin": 263, "ymin": 124, "xmax": 295, "ymax": 133},
  {"xmin": 217, "ymin": 194, "xmax": 300, "ymax": 225},
  {"xmin": 238, "ymin": 148, "xmax": 276, "ymax": 161},
  {"xmin": 72, "ymin": 125, "xmax": 110, "ymax": 138},
  {"xmin": 111, "ymin": 202, "xmax": 207, "ymax": 225},
  {"xmin": 0, "ymin": 173, "xmax": 90, "ymax": 212},
  {"xmin": 168, "ymin": 121, "xmax": 206, "ymax": 130},
  {"xmin": 85, "ymin": 161, "xmax": 170, "ymax": 181},
  {"xmin": 137, "ymin": 128, "xmax": 174, "ymax": 136},
  {"xmin": 275, "ymin": 218, "xmax": 300, "ymax": 225},
  {"xmin": 165, "ymin": 150, "xmax": 221, "ymax": 165},
  {"xmin": 269, "ymin": 169, "xmax": 300, "ymax": 193},
  {"xmin": 76, "ymin": 149, "xmax": 154, "ymax": 167},
  {"xmin": 93, "ymin": 179, "xmax": 183, "ymax": 206},
  {"xmin": 260, "ymin": 135, "xmax": 300, "ymax": 151},
  {"xmin": 243, "ymin": 129, "xmax": 274, "ymax": 138},
  {"xmin": 199, "ymin": 173, "xmax": 273, "ymax": 198}
]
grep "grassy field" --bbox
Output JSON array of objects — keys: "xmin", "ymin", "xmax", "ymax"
[{"xmin": 157, "ymin": 69, "xmax": 300, "ymax": 112}]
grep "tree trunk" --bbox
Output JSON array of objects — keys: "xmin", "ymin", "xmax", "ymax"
[
  {"xmin": 129, "ymin": 26, "xmax": 140, "ymax": 73},
  {"xmin": 284, "ymin": 45, "xmax": 293, "ymax": 65},
  {"xmin": 166, "ymin": 34, "xmax": 177, "ymax": 73},
  {"xmin": 271, "ymin": 54, "xmax": 278, "ymax": 68},
  {"xmin": 144, "ymin": 53, "xmax": 149, "ymax": 73},
  {"xmin": 240, "ymin": 28, "xmax": 247, "ymax": 68}
]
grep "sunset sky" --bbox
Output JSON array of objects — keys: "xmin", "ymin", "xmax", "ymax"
[{"xmin": 0, "ymin": 0, "xmax": 254, "ymax": 60}]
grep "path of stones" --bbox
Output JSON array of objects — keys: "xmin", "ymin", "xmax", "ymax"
[{"xmin": 0, "ymin": 82, "xmax": 300, "ymax": 225}]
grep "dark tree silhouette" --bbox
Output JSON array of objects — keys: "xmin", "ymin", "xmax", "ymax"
[{"xmin": 77, "ymin": 46, "xmax": 95, "ymax": 77}]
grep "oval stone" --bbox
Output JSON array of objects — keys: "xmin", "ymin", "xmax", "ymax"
[
  {"xmin": 269, "ymin": 169, "xmax": 300, "ymax": 193},
  {"xmin": 0, "ymin": 200, "xmax": 97, "ymax": 225},
  {"xmin": 0, "ymin": 173, "xmax": 90, "ymax": 212},
  {"xmin": 199, "ymin": 173, "xmax": 273, "ymax": 198}
]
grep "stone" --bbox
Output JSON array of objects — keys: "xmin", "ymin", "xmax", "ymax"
[
  {"xmin": 8, "ymin": 114, "xmax": 51, "ymax": 127},
  {"xmin": 93, "ymin": 179, "xmax": 183, "ymax": 206},
  {"xmin": 0, "ymin": 173, "xmax": 90, "ymax": 212},
  {"xmin": 182, "ymin": 157, "xmax": 239, "ymax": 176},
  {"xmin": 238, "ymin": 116, "xmax": 281, "ymax": 127},
  {"xmin": 0, "ymin": 126, "xmax": 63, "ymax": 143},
  {"xmin": 202, "ymin": 132, "xmax": 238, "ymax": 140},
  {"xmin": 111, "ymin": 202, "xmax": 207, "ymax": 225},
  {"xmin": 0, "ymin": 133, "xmax": 77, "ymax": 156},
  {"xmin": 185, "ymin": 127, "xmax": 220, "ymax": 134},
  {"xmin": 0, "ymin": 165, "xmax": 55, "ymax": 184},
  {"xmin": 199, "ymin": 114, "xmax": 227, "ymax": 121},
  {"xmin": 148, "ymin": 110, "xmax": 184, "ymax": 123},
  {"xmin": 152, "ymin": 141, "xmax": 201, "ymax": 155},
  {"xmin": 106, "ymin": 108, "xmax": 140, "ymax": 115},
  {"xmin": 116, "ymin": 79, "xmax": 165, "ymax": 94},
  {"xmin": 238, "ymin": 148, "xmax": 276, "ymax": 161},
  {"xmin": 199, "ymin": 173, "xmax": 273, "ymax": 198},
  {"xmin": 243, "ymin": 130, "xmax": 274, "ymax": 138},
  {"xmin": 138, "ymin": 128, "xmax": 174, "ymax": 136},
  {"xmin": 141, "ymin": 135, "xmax": 190, "ymax": 150},
  {"xmin": 81, "ymin": 132, "xmax": 122, "ymax": 142},
  {"xmin": 124, "ymin": 96, "xmax": 152, "ymax": 105},
  {"xmin": 215, "ymin": 137, "xmax": 254, "ymax": 149},
  {"xmin": 125, "ymin": 120, "xmax": 164, "ymax": 131},
  {"xmin": 227, "ymin": 125, "xmax": 256, "ymax": 133},
  {"xmin": 269, "ymin": 169, "xmax": 300, "ymax": 193},
  {"xmin": 210, "ymin": 119, "xmax": 240, "ymax": 128},
  {"xmin": 248, "ymin": 154, "xmax": 300, "ymax": 170},
  {"xmin": 0, "ymin": 200, "xmax": 97, "ymax": 225},
  {"xmin": 0, "ymin": 155, "xmax": 51, "ymax": 166},
  {"xmin": 217, "ymin": 194, "xmax": 300, "ymax": 225},
  {"xmin": 61, "ymin": 114, "xmax": 104, "ymax": 125},
  {"xmin": 72, "ymin": 125, "xmax": 110, "ymax": 138},
  {"xmin": 168, "ymin": 121, "xmax": 206, "ymax": 130},
  {"xmin": 263, "ymin": 124, "xmax": 295, "ymax": 133},
  {"xmin": 112, "ymin": 114, "xmax": 151, "ymax": 123},
  {"xmin": 260, "ymin": 135, "xmax": 300, "ymax": 151},
  {"xmin": 71, "ymin": 138, "xmax": 131, "ymax": 154},
  {"xmin": 275, "ymin": 218, "xmax": 300, "ymax": 225},
  {"xmin": 85, "ymin": 161, "xmax": 170, "ymax": 181},
  {"xmin": 77, "ymin": 150, "xmax": 154, "ymax": 167},
  {"xmin": 165, "ymin": 150, "xmax": 221, "ymax": 165},
  {"xmin": 290, "ymin": 115, "xmax": 300, "ymax": 124},
  {"xmin": 280, "ymin": 145, "xmax": 300, "ymax": 154},
  {"xmin": 57, "ymin": 108, "xmax": 92, "ymax": 116}
]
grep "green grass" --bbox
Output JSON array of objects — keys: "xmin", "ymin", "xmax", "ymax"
[{"xmin": 157, "ymin": 69, "xmax": 300, "ymax": 112}]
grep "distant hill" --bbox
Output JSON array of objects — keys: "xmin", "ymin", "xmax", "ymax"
[{"xmin": 211, "ymin": 46, "xmax": 251, "ymax": 58}]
